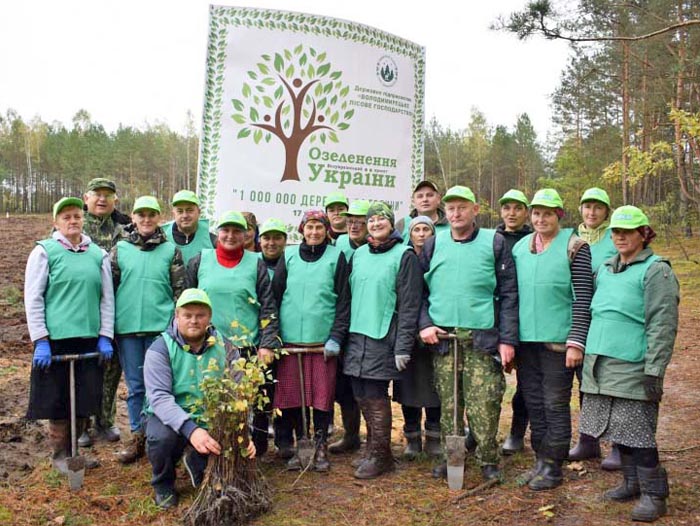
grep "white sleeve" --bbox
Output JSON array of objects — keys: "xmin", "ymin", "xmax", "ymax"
[
  {"xmin": 24, "ymin": 246, "xmax": 49, "ymax": 342},
  {"xmin": 98, "ymin": 249, "xmax": 115, "ymax": 338}
]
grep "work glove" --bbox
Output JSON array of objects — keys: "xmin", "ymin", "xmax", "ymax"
[
  {"xmin": 323, "ymin": 338, "xmax": 341, "ymax": 362},
  {"xmin": 32, "ymin": 340, "xmax": 52, "ymax": 369},
  {"xmin": 395, "ymin": 354, "xmax": 411, "ymax": 372},
  {"xmin": 97, "ymin": 336, "xmax": 114, "ymax": 362},
  {"xmin": 643, "ymin": 375, "xmax": 664, "ymax": 402}
]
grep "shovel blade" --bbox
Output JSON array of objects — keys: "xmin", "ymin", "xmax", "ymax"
[
  {"xmin": 445, "ymin": 435, "xmax": 465, "ymax": 490},
  {"xmin": 297, "ymin": 439, "xmax": 315, "ymax": 470},
  {"xmin": 66, "ymin": 456, "xmax": 85, "ymax": 491}
]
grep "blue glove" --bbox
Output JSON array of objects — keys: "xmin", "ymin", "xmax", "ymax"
[
  {"xmin": 395, "ymin": 354, "xmax": 411, "ymax": 372},
  {"xmin": 324, "ymin": 338, "xmax": 341, "ymax": 362},
  {"xmin": 32, "ymin": 340, "xmax": 52, "ymax": 369},
  {"xmin": 97, "ymin": 336, "xmax": 114, "ymax": 362}
]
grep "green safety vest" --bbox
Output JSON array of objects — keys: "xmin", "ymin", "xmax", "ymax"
[
  {"xmin": 280, "ymin": 245, "xmax": 339, "ymax": 344},
  {"xmin": 586, "ymin": 255, "xmax": 660, "ymax": 363},
  {"xmin": 335, "ymin": 234, "xmax": 355, "ymax": 259},
  {"xmin": 115, "ymin": 240, "xmax": 176, "ymax": 334},
  {"xmin": 37, "ymin": 239, "xmax": 103, "ymax": 340},
  {"xmin": 163, "ymin": 219, "xmax": 214, "ymax": 265},
  {"xmin": 349, "ymin": 243, "xmax": 410, "ymax": 339},
  {"xmin": 198, "ymin": 249, "xmax": 260, "ymax": 345},
  {"xmin": 512, "ymin": 228, "xmax": 574, "ymax": 343},
  {"xmin": 424, "ymin": 229, "xmax": 496, "ymax": 329},
  {"xmin": 147, "ymin": 331, "xmax": 226, "ymax": 428},
  {"xmin": 589, "ymin": 229, "xmax": 617, "ymax": 273}
]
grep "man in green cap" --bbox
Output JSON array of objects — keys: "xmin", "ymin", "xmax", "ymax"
[
  {"xmin": 163, "ymin": 190, "xmax": 217, "ymax": 265},
  {"xmin": 143, "ymin": 288, "xmax": 256, "ymax": 508},
  {"xmin": 328, "ymin": 199, "xmax": 370, "ymax": 456},
  {"xmin": 419, "ymin": 185, "xmax": 519, "ymax": 482},
  {"xmin": 324, "ymin": 191, "xmax": 349, "ymax": 240},
  {"xmin": 495, "ymin": 189, "xmax": 532, "ymax": 455},
  {"xmin": 396, "ymin": 180, "xmax": 449, "ymax": 241},
  {"xmin": 79, "ymin": 177, "xmax": 129, "ymax": 447},
  {"xmin": 258, "ymin": 218, "xmax": 288, "ymax": 279}
]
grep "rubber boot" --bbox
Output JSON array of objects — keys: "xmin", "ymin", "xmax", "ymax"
[
  {"xmin": 631, "ymin": 466, "xmax": 669, "ymax": 522},
  {"xmin": 601, "ymin": 443, "xmax": 622, "ymax": 471},
  {"xmin": 516, "ymin": 456, "xmax": 545, "ymax": 486},
  {"xmin": 603, "ymin": 451, "xmax": 639, "ymax": 502},
  {"xmin": 328, "ymin": 402, "xmax": 361, "ymax": 454},
  {"xmin": 464, "ymin": 426, "xmax": 477, "ymax": 453},
  {"xmin": 528, "ymin": 458, "xmax": 563, "ymax": 491},
  {"xmin": 568, "ymin": 433, "xmax": 601, "ymax": 461},
  {"xmin": 423, "ymin": 430, "xmax": 442, "ymax": 457},
  {"xmin": 502, "ymin": 434, "xmax": 525, "ymax": 455},
  {"xmin": 402, "ymin": 431, "xmax": 422, "ymax": 460},
  {"xmin": 48, "ymin": 420, "xmax": 71, "ymax": 475},
  {"xmin": 117, "ymin": 431, "xmax": 145, "ymax": 464},
  {"xmin": 312, "ymin": 430, "xmax": 331, "ymax": 472},
  {"xmin": 354, "ymin": 398, "xmax": 394, "ymax": 479}
]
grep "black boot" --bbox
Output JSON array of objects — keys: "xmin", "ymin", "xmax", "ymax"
[
  {"xmin": 464, "ymin": 426, "xmax": 477, "ymax": 452},
  {"xmin": 312, "ymin": 431, "xmax": 331, "ymax": 472},
  {"xmin": 402, "ymin": 431, "xmax": 422, "ymax": 459},
  {"xmin": 568, "ymin": 433, "xmax": 601, "ymax": 461},
  {"xmin": 528, "ymin": 458, "xmax": 563, "ymax": 491},
  {"xmin": 432, "ymin": 461, "xmax": 447, "ymax": 479},
  {"xmin": 601, "ymin": 443, "xmax": 622, "ymax": 471},
  {"xmin": 517, "ymin": 456, "xmax": 545, "ymax": 486},
  {"xmin": 604, "ymin": 451, "xmax": 639, "ymax": 502},
  {"xmin": 423, "ymin": 430, "xmax": 442, "ymax": 457},
  {"xmin": 631, "ymin": 466, "xmax": 669, "ymax": 522},
  {"xmin": 328, "ymin": 402, "xmax": 361, "ymax": 454},
  {"xmin": 502, "ymin": 434, "xmax": 525, "ymax": 455}
]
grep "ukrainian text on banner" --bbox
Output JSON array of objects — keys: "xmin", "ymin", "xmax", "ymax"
[{"xmin": 198, "ymin": 5, "xmax": 425, "ymax": 239}]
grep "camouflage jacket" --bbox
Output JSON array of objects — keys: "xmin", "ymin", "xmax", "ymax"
[
  {"xmin": 83, "ymin": 212, "xmax": 128, "ymax": 251},
  {"xmin": 109, "ymin": 225, "xmax": 186, "ymax": 301}
]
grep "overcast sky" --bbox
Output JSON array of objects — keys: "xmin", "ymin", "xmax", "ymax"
[{"xmin": 0, "ymin": 0, "xmax": 570, "ymax": 140}]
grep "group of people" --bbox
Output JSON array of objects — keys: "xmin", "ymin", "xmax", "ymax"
[{"xmin": 25, "ymin": 177, "xmax": 679, "ymax": 522}]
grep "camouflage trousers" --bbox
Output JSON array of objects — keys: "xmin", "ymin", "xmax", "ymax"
[
  {"xmin": 97, "ymin": 352, "xmax": 122, "ymax": 428},
  {"xmin": 433, "ymin": 331, "xmax": 505, "ymax": 466}
]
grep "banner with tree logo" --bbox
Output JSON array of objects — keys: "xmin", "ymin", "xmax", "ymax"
[{"xmin": 198, "ymin": 5, "xmax": 425, "ymax": 236}]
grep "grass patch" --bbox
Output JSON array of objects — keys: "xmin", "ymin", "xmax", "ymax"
[
  {"xmin": 0, "ymin": 366, "xmax": 18, "ymax": 378},
  {"xmin": 0, "ymin": 505, "xmax": 13, "ymax": 525},
  {"xmin": 0, "ymin": 286, "xmax": 21, "ymax": 306},
  {"xmin": 126, "ymin": 495, "xmax": 161, "ymax": 519},
  {"xmin": 43, "ymin": 469, "xmax": 63, "ymax": 488}
]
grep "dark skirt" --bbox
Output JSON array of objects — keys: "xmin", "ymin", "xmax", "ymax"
[
  {"xmin": 393, "ymin": 348, "xmax": 440, "ymax": 408},
  {"xmin": 26, "ymin": 338, "xmax": 103, "ymax": 420},
  {"xmin": 579, "ymin": 393, "xmax": 658, "ymax": 448}
]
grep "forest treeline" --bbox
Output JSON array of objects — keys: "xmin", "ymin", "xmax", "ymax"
[{"xmin": 3, "ymin": 1, "xmax": 700, "ymax": 232}]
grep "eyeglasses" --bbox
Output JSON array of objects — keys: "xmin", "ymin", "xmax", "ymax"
[
  {"xmin": 88, "ymin": 191, "xmax": 116, "ymax": 200},
  {"xmin": 346, "ymin": 219, "xmax": 366, "ymax": 227}
]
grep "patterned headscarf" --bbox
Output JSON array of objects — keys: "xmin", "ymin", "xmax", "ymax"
[
  {"xmin": 298, "ymin": 209, "xmax": 331, "ymax": 234},
  {"xmin": 366, "ymin": 201, "xmax": 395, "ymax": 227}
]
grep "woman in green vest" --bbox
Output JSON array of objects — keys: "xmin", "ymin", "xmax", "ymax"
[
  {"xmin": 579, "ymin": 206, "xmax": 678, "ymax": 523},
  {"xmin": 110, "ymin": 196, "xmax": 185, "ymax": 464},
  {"xmin": 344, "ymin": 202, "xmax": 423, "ymax": 479},
  {"xmin": 392, "ymin": 216, "xmax": 442, "ymax": 459},
  {"xmin": 511, "ymin": 188, "xmax": 594, "ymax": 491},
  {"xmin": 186, "ymin": 210, "xmax": 279, "ymax": 456},
  {"xmin": 25, "ymin": 197, "xmax": 115, "ymax": 474},
  {"xmin": 570, "ymin": 186, "xmax": 622, "ymax": 469},
  {"xmin": 272, "ymin": 209, "xmax": 350, "ymax": 472}
]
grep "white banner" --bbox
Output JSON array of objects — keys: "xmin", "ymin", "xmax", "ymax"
[{"xmin": 197, "ymin": 5, "xmax": 425, "ymax": 239}]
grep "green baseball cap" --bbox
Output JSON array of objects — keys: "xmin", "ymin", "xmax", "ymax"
[
  {"xmin": 580, "ymin": 187, "xmax": 611, "ymax": 208},
  {"xmin": 324, "ymin": 191, "xmax": 349, "ymax": 209},
  {"xmin": 216, "ymin": 210, "xmax": 247, "ymax": 230},
  {"xmin": 86, "ymin": 177, "xmax": 117, "ymax": 193},
  {"xmin": 442, "ymin": 185, "xmax": 476, "ymax": 203},
  {"xmin": 132, "ymin": 196, "xmax": 161, "ymax": 213},
  {"xmin": 259, "ymin": 218, "xmax": 287, "ymax": 236},
  {"xmin": 498, "ymin": 189, "xmax": 529, "ymax": 206},
  {"xmin": 171, "ymin": 190, "xmax": 200, "ymax": 206},
  {"xmin": 608, "ymin": 205, "xmax": 649, "ymax": 229},
  {"xmin": 176, "ymin": 288, "xmax": 212, "ymax": 309},
  {"xmin": 530, "ymin": 188, "xmax": 564, "ymax": 209},
  {"xmin": 53, "ymin": 197, "xmax": 84, "ymax": 219},
  {"xmin": 341, "ymin": 199, "xmax": 371, "ymax": 216}
]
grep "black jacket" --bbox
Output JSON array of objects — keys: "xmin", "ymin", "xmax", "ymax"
[
  {"xmin": 418, "ymin": 226, "xmax": 519, "ymax": 356},
  {"xmin": 495, "ymin": 223, "xmax": 532, "ymax": 252},
  {"xmin": 343, "ymin": 232, "xmax": 423, "ymax": 381}
]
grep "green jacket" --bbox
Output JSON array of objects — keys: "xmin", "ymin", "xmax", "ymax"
[{"xmin": 581, "ymin": 248, "xmax": 680, "ymax": 401}]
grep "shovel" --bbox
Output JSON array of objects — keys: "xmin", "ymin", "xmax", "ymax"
[
  {"xmin": 439, "ymin": 333, "xmax": 464, "ymax": 490},
  {"xmin": 285, "ymin": 346, "xmax": 324, "ymax": 469},
  {"xmin": 52, "ymin": 351, "xmax": 100, "ymax": 491}
]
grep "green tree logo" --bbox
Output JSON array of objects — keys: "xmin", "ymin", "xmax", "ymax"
[{"xmin": 231, "ymin": 45, "xmax": 355, "ymax": 182}]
